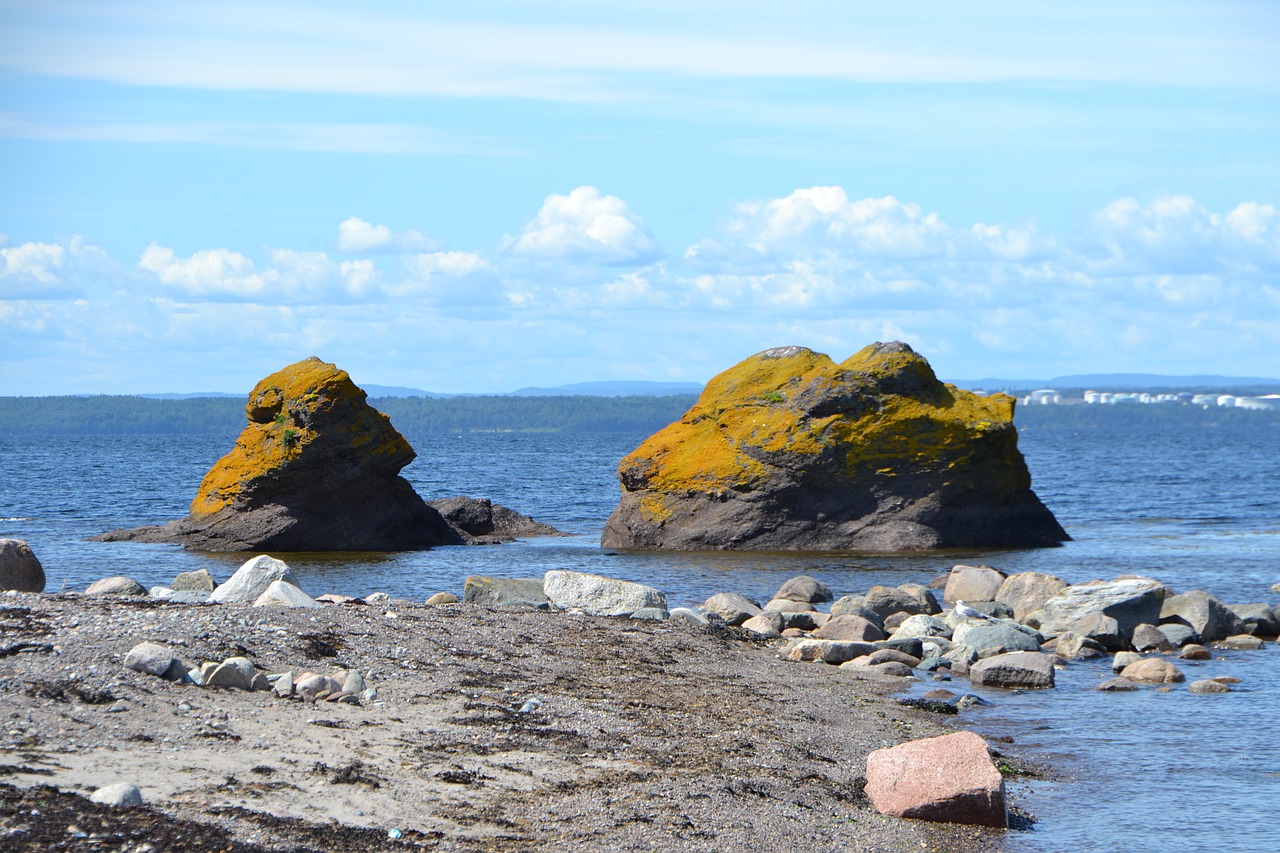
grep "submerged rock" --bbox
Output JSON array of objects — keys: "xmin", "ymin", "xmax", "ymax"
[
  {"xmin": 601, "ymin": 342, "xmax": 1067, "ymax": 552},
  {"xmin": 95, "ymin": 357, "xmax": 461, "ymax": 551}
]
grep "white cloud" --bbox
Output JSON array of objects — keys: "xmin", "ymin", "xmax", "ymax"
[
  {"xmin": 1, "ymin": 237, "xmax": 117, "ymax": 300},
  {"xmin": 5, "ymin": 191, "xmax": 1280, "ymax": 393},
  {"xmin": 138, "ymin": 244, "xmax": 276, "ymax": 300},
  {"xmin": 337, "ymin": 217, "xmax": 438, "ymax": 253},
  {"xmin": 2, "ymin": 241, "xmax": 66, "ymax": 283},
  {"xmin": 506, "ymin": 186, "xmax": 662, "ymax": 266}
]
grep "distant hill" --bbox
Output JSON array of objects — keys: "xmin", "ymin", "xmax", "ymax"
[
  {"xmin": 362, "ymin": 384, "xmax": 450, "ymax": 398},
  {"xmin": 138, "ymin": 392, "xmax": 240, "ymax": 399},
  {"xmin": 511, "ymin": 380, "xmax": 704, "ymax": 397}
]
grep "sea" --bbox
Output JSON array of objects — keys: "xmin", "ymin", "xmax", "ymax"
[{"xmin": 2, "ymin": 419, "xmax": 1277, "ymax": 852}]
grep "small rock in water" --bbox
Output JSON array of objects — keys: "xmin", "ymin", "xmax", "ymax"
[
  {"xmin": 1095, "ymin": 677, "xmax": 1139, "ymax": 692},
  {"xmin": 1188, "ymin": 679, "xmax": 1231, "ymax": 694},
  {"xmin": 1178, "ymin": 645, "xmax": 1212, "ymax": 661}
]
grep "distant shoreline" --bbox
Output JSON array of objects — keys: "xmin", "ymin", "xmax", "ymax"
[{"xmin": 1, "ymin": 393, "xmax": 1278, "ymax": 437}]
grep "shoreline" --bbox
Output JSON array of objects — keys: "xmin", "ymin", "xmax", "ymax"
[{"xmin": 0, "ymin": 590, "xmax": 1005, "ymax": 852}]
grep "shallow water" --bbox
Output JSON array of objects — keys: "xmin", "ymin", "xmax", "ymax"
[{"xmin": 2, "ymin": 422, "xmax": 1278, "ymax": 850}]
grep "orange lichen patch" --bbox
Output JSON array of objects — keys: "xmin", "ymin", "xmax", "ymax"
[
  {"xmin": 693, "ymin": 347, "xmax": 837, "ymax": 419},
  {"xmin": 616, "ymin": 342, "xmax": 1026, "ymax": 503},
  {"xmin": 839, "ymin": 342, "xmax": 937, "ymax": 384},
  {"xmin": 189, "ymin": 356, "xmax": 412, "ymax": 517},
  {"xmin": 638, "ymin": 493, "xmax": 675, "ymax": 524},
  {"xmin": 619, "ymin": 413, "xmax": 764, "ymax": 495}
]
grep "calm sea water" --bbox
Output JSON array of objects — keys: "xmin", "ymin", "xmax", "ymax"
[{"xmin": 2, "ymin": 422, "xmax": 1278, "ymax": 851}]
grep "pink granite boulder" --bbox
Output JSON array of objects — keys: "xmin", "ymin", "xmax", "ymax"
[{"xmin": 864, "ymin": 730, "xmax": 1007, "ymax": 827}]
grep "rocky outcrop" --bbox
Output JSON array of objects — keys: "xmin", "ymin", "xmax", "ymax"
[
  {"xmin": 601, "ymin": 342, "xmax": 1067, "ymax": 551},
  {"xmin": 96, "ymin": 357, "xmax": 462, "ymax": 551},
  {"xmin": 0, "ymin": 539, "xmax": 44, "ymax": 593},
  {"xmin": 427, "ymin": 496, "xmax": 563, "ymax": 542}
]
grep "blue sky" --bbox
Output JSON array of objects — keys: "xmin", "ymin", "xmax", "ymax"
[{"xmin": 2, "ymin": 1, "xmax": 1278, "ymax": 395}]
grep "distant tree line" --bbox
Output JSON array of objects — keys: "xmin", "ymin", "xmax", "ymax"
[
  {"xmin": 0, "ymin": 394, "xmax": 700, "ymax": 436},
  {"xmin": 1, "ymin": 393, "xmax": 1276, "ymax": 436}
]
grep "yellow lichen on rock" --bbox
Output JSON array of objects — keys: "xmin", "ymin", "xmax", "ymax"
[
  {"xmin": 603, "ymin": 341, "xmax": 1066, "ymax": 551},
  {"xmin": 190, "ymin": 356, "xmax": 412, "ymax": 517}
]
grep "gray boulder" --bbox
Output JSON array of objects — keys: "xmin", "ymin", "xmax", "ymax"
[
  {"xmin": 1055, "ymin": 631, "xmax": 1106, "ymax": 660},
  {"xmin": 1095, "ymin": 677, "xmax": 1139, "ymax": 692},
  {"xmin": 995, "ymin": 571, "xmax": 1067, "ymax": 622},
  {"xmin": 1227, "ymin": 603, "xmax": 1280, "ymax": 638},
  {"xmin": 774, "ymin": 575, "xmax": 833, "ymax": 604},
  {"xmin": 1188, "ymin": 679, "xmax": 1231, "ymax": 694},
  {"xmin": 970, "ymin": 651, "xmax": 1056, "ymax": 689},
  {"xmin": 785, "ymin": 639, "xmax": 876, "ymax": 664},
  {"xmin": 701, "ymin": 592, "xmax": 763, "ymax": 625},
  {"xmin": 90, "ymin": 783, "xmax": 143, "ymax": 807},
  {"xmin": 1132, "ymin": 623, "xmax": 1176, "ymax": 653},
  {"xmin": 812, "ymin": 614, "xmax": 885, "ymax": 642},
  {"xmin": 1160, "ymin": 591, "xmax": 1244, "ymax": 643},
  {"xmin": 877, "ymin": 636, "xmax": 927, "ymax": 659},
  {"xmin": 171, "ymin": 568, "xmax": 216, "ymax": 592},
  {"xmin": 891, "ymin": 614, "xmax": 953, "ymax": 640},
  {"xmin": 85, "ymin": 576, "xmax": 147, "ymax": 596},
  {"xmin": 863, "ymin": 585, "xmax": 940, "ymax": 620},
  {"xmin": 829, "ymin": 595, "xmax": 884, "ymax": 626},
  {"xmin": 253, "ymin": 580, "xmax": 321, "ymax": 608},
  {"xmin": 543, "ymin": 570, "xmax": 666, "ymax": 617},
  {"xmin": 210, "ymin": 555, "xmax": 296, "ymax": 604},
  {"xmin": 669, "ymin": 607, "xmax": 709, "ymax": 626},
  {"xmin": 1036, "ymin": 578, "xmax": 1167, "ymax": 646},
  {"xmin": 0, "ymin": 539, "xmax": 44, "ymax": 593},
  {"xmin": 124, "ymin": 642, "xmax": 175, "ymax": 677},
  {"xmin": 1158, "ymin": 623, "xmax": 1200, "ymax": 647},
  {"xmin": 1111, "ymin": 651, "xmax": 1143, "ymax": 672},
  {"xmin": 462, "ymin": 576, "xmax": 548, "ymax": 608},
  {"xmin": 944, "ymin": 565, "xmax": 1006, "ymax": 604},
  {"xmin": 954, "ymin": 622, "xmax": 1042, "ymax": 656},
  {"xmin": 741, "ymin": 611, "xmax": 784, "ymax": 637},
  {"xmin": 205, "ymin": 657, "xmax": 255, "ymax": 690}
]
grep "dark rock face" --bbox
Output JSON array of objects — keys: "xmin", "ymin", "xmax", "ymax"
[
  {"xmin": 428, "ymin": 496, "xmax": 562, "ymax": 542},
  {"xmin": 96, "ymin": 357, "xmax": 461, "ymax": 551},
  {"xmin": 601, "ymin": 342, "xmax": 1068, "ymax": 552},
  {"xmin": 0, "ymin": 539, "xmax": 45, "ymax": 593}
]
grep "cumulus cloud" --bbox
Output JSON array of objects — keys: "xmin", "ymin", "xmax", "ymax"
[
  {"xmin": 2, "ymin": 241, "xmax": 65, "ymax": 283},
  {"xmin": 506, "ymin": 186, "xmax": 662, "ymax": 266},
  {"xmin": 1, "ymin": 237, "xmax": 117, "ymax": 299},
  {"xmin": 6, "ymin": 191, "xmax": 1280, "ymax": 394},
  {"xmin": 337, "ymin": 217, "xmax": 437, "ymax": 253},
  {"xmin": 138, "ymin": 244, "xmax": 276, "ymax": 300}
]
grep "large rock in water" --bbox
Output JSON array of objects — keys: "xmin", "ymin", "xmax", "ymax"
[
  {"xmin": 97, "ymin": 357, "xmax": 460, "ymax": 551},
  {"xmin": 601, "ymin": 342, "xmax": 1067, "ymax": 551}
]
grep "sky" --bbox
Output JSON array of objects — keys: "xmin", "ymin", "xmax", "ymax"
[{"xmin": 2, "ymin": 1, "xmax": 1278, "ymax": 395}]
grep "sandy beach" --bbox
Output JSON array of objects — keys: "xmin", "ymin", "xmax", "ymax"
[{"xmin": 0, "ymin": 590, "xmax": 1007, "ymax": 851}]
